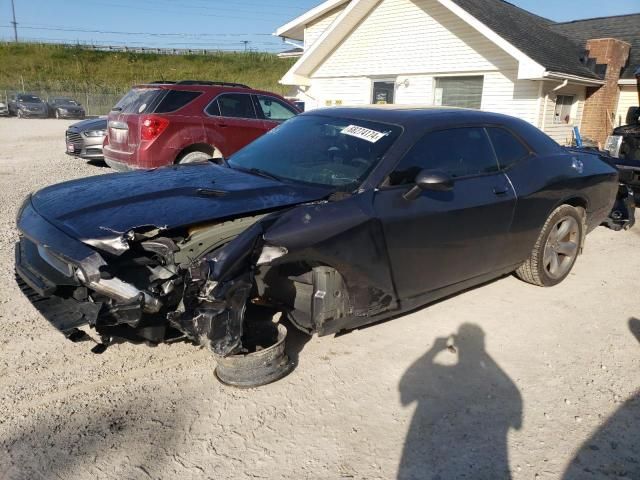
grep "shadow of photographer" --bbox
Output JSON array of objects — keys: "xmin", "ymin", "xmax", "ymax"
[{"xmin": 398, "ymin": 323, "xmax": 522, "ymax": 480}]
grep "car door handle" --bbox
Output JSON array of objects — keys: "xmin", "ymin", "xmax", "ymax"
[{"xmin": 493, "ymin": 186, "xmax": 509, "ymax": 196}]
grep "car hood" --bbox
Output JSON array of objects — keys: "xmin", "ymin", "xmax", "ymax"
[
  {"xmin": 30, "ymin": 163, "xmax": 330, "ymax": 250},
  {"xmin": 69, "ymin": 117, "xmax": 106, "ymax": 132}
]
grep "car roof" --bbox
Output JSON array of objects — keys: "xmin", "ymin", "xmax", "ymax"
[
  {"xmin": 301, "ymin": 106, "xmax": 521, "ymax": 128},
  {"xmin": 131, "ymin": 82, "xmax": 287, "ymax": 98}
]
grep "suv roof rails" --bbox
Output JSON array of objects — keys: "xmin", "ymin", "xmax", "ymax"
[
  {"xmin": 175, "ymin": 80, "xmax": 250, "ymax": 88},
  {"xmin": 149, "ymin": 80, "xmax": 176, "ymax": 84}
]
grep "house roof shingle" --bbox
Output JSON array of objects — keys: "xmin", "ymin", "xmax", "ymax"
[
  {"xmin": 450, "ymin": 0, "xmax": 601, "ymax": 80},
  {"xmin": 550, "ymin": 14, "xmax": 640, "ymax": 80}
]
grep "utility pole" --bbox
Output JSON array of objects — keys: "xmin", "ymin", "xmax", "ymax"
[
  {"xmin": 242, "ymin": 40, "xmax": 249, "ymax": 52},
  {"xmin": 10, "ymin": 0, "xmax": 18, "ymax": 42}
]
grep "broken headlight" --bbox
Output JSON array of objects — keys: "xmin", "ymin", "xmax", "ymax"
[{"xmin": 604, "ymin": 135, "xmax": 623, "ymax": 158}]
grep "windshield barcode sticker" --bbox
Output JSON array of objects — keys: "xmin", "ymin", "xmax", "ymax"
[{"xmin": 341, "ymin": 125, "xmax": 388, "ymax": 143}]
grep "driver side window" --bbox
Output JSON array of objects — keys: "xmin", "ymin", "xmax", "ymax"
[
  {"xmin": 255, "ymin": 95, "xmax": 297, "ymax": 122},
  {"xmin": 388, "ymin": 127, "xmax": 499, "ymax": 185}
]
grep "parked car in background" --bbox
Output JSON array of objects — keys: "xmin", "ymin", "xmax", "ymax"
[
  {"xmin": 15, "ymin": 107, "xmax": 626, "ymax": 386},
  {"xmin": 48, "ymin": 97, "xmax": 86, "ymax": 119},
  {"xmin": 103, "ymin": 80, "xmax": 300, "ymax": 171},
  {"xmin": 8, "ymin": 93, "xmax": 48, "ymax": 118},
  {"xmin": 0, "ymin": 100, "xmax": 8, "ymax": 116},
  {"xmin": 65, "ymin": 117, "xmax": 107, "ymax": 160}
]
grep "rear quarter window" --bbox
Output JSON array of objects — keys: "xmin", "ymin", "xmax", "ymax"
[
  {"xmin": 154, "ymin": 90, "xmax": 202, "ymax": 113},
  {"xmin": 112, "ymin": 88, "xmax": 164, "ymax": 114},
  {"xmin": 486, "ymin": 127, "xmax": 530, "ymax": 169}
]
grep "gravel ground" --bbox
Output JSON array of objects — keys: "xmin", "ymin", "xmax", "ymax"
[{"xmin": 0, "ymin": 118, "xmax": 639, "ymax": 480}]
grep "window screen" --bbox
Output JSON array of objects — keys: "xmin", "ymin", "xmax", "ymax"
[
  {"xmin": 256, "ymin": 95, "xmax": 297, "ymax": 121},
  {"xmin": 154, "ymin": 90, "xmax": 202, "ymax": 113},
  {"xmin": 553, "ymin": 95, "xmax": 574, "ymax": 124},
  {"xmin": 486, "ymin": 127, "xmax": 529, "ymax": 170},
  {"xmin": 434, "ymin": 76, "xmax": 484, "ymax": 109},
  {"xmin": 389, "ymin": 127, "xmax": 498, "ymax": 185},
  {"xmin": 217, "ymin": 94, "xmax": 256, "ymax": 119}
]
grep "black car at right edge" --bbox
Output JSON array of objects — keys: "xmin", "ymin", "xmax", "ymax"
[{"xmin": 15, "ymin": 107, "xmax": 630, "ymax": 386}]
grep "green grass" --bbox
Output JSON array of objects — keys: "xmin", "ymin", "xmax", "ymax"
[{"xmin": 0, "ymin": 42, "xmax": 296, "ymax": 95}]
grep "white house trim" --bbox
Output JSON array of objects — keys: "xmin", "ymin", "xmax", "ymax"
[
  {"xmin": 275, "ymin": 0, "xmax": 351, "ymax": 41},
  {"xmin": 280, "ymin": 0, "xmax": 380, "ymax": 87},
  {"xmin": 618, "ymin": 79, "xmax": 638, "ymax": 85},
  {"xmin": 543, "ymin": 71, "xmax": 605, "ymax": 86}
]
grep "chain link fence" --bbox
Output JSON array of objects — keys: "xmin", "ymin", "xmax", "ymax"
[{"xmin": 1, "ymin": 89, "xmax": 124, "ymax": 116}]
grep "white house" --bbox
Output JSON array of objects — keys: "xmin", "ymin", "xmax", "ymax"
[{"xmin": 275, "ymin": 0, "xmax": 639, "ymax": 145}]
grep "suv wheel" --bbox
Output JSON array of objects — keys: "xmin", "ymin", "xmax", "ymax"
[
  {"xmin": 177, "ymin": 150, "xmax": 212, "ymax": 164},
  {"xmin": 515, "ymin": 205, "xmax": 584, "ymax": 287}
]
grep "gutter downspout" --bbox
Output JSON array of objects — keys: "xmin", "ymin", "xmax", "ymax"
[{"xmin": 541, "ymin": 79, "xmax": 568, "ymax": 132}]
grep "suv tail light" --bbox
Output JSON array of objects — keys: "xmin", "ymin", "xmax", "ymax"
[{"xmin": 140, "ymin": 116, "xmax": 170, "ymax": 141}]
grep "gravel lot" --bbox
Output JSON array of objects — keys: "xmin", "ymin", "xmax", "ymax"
[{"xmin": 0, "ymin": 118, "xmax": 639, "ymax": 480}]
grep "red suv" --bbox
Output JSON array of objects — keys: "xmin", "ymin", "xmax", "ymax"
[{"xmin": 103, "ymin": 81, "xmax": 299, "ymax": 171}]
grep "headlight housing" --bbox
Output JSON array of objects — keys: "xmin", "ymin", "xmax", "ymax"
[
  {"xmin": 604, "ymin": 135, "xmax": 623, "ymax": 158},
  {"xmin": 84, "ymin": 129, "xmax": 106, "ymax": 137},
  {"xmin": 0, "ymin": 102, "xmax": 6, "ymax": 108}
]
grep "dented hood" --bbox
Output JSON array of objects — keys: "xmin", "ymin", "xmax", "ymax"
[{"xmin": 30, "ymin": 163, "xmax": 330, "ymax": 246}]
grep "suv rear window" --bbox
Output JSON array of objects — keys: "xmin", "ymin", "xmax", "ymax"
[
  {"xmin": 112, "ymin": 88, "xmax": 164, "ymax": 114},
  {"xmin": 155, "ymin": 90, "xmax": 202, "ymax": 113}
]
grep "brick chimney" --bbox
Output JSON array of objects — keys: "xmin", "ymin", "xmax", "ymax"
[{"xmin": 580, "ymin": 38, "xmax": 631, "ymax": 145}]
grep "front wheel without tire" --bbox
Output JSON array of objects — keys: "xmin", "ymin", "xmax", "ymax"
[{"xmin": 515, "ymin": 205, "xmax": 584, "ymax": 287}]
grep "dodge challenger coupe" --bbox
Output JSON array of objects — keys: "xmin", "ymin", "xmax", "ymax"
[{"xmin": 15, "ymin": 107, "xmax": 624, "ymax": 382}]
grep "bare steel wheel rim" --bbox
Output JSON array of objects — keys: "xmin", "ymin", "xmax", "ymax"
[{"xmin": 543, "ymin": 215, "xmax": 579, "ymax": 279}]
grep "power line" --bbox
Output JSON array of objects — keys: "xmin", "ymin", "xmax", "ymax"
[
  {"xmin": 10, "ymin": 24, "xmax": 275, "ymax": 37},
  {"xmin": 62, "ymin": 0, "xmax": 295, "ymax": 20}
]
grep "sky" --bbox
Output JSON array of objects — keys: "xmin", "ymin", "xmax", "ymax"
[{"xmin": 1, "ymin": 0, "xmax": 638, "ymax": 52}]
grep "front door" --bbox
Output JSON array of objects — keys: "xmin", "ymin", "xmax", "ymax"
[
  {"xmin": 203, "ymin": 93, "xmax": 267, "ymax": 157},
  {"xmin": 374, "ymin": 127, "xmax": 516, "ymax": 300},
  {"xmin": 372, "ymin": 81, "xmax": 395, "ymax": 105}
]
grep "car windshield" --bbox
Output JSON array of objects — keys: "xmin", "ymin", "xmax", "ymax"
[
  {"xmin": 227, "ymin": 115, "xmax": 402, "ymax": 190},
  {"xmin": 19, "ymin": 95, "xmax": 42, "ymax": 103}
]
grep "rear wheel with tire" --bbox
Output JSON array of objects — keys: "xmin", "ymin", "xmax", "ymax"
[
  {"xmin": 515, "ymin": 205, "xmax": 584, "ymax": 287},
  {"xmin": 177, "ymin": 150, "xmax": 212, "ymax": 164}
]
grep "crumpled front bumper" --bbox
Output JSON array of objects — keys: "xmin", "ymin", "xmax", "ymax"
[{"xmin": 15, "ymin": 197, "xmax": 162, "ymax": 338}]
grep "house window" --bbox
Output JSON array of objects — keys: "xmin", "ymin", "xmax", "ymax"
[
  {"xmin": 553, "ymin": 95, "xmax": 574, "ymax": 124},
  {"xmin": 434, "ymin": 76, "xmax": 484, "ymax": 109}
]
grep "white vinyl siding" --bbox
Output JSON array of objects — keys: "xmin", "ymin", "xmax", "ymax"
[
  {"xmin": 304, "ymin": 5, "xmax": 347, "ymax": 50},
  {"xmin": 312, "ymin": 0, "xmax": 514, "ymax": 78},
  {"xmin": 615, "ymin": 86, "xmax": 638, "ymax": 126},
  {"xmin": 538, "ymin": 83, "xmax": 586, "ymax": 145}
]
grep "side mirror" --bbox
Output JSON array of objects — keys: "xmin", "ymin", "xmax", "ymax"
[{"xmin": 403, "ymin": 169, "xmax": 454, "ymax": 201}]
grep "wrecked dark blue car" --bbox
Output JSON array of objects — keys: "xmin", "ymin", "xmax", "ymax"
[{"xmin": 15, "ymin": 107, "xmax": 629, "ymax": 384}]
